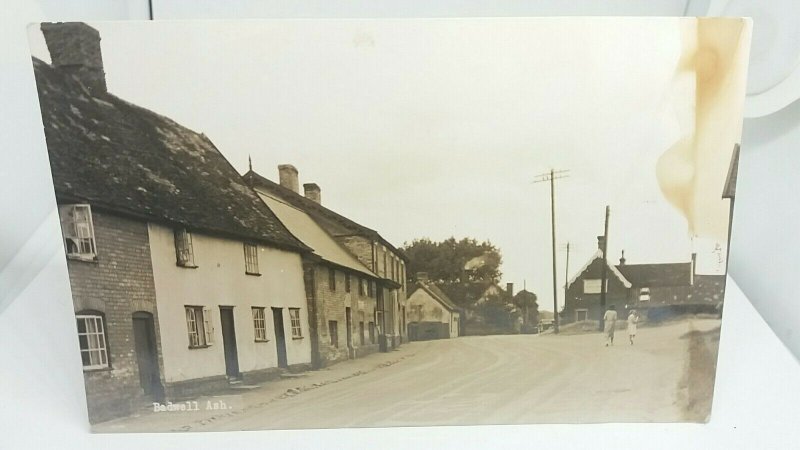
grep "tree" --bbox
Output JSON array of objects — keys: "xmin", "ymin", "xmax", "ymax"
[{"xmin": 401, "ymin": 237, "xmax": 502, "ymax": 283}]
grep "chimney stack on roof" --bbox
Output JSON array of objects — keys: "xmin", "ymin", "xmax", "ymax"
[
  {"xmin": 303, "ymin": 183, "xmax": 321, "ymax": 204},
  {"xmin": 506, "ymin": 282, "xmax": 514, "ymax": 297},
  {"xmin": 278, "ymin": 164, "xmax": 299, "ymax": 194},
  {"xmin": 597, "ymin": 235, "xmax": 606, "ymax": 252},
  {"xmin": 619, "ymin": 250, "xmax": 626, "ymax": 266},
  {"xmin": 41, "ymin": 22, "xmax": 106, "ymax": 94},
  {"xmin": 416, "ymin": 272, "xmax": 429, "ymax": 283}
]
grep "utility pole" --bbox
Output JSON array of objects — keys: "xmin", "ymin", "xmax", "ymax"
[
  {"xmin": 599, "ymin": 205, "xmax": 610, "ymax": 332},
  {"xmin": 534, "ymin": 169, "xmax": 569, "ymax": 333},
  {"xmin": 563, "ymin": 242, "xmax": 570, "ymax": 318}
]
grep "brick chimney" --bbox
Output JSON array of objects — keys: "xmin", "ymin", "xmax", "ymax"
[
  {"xmin": 416, "ymin": 272, "xmax": 429, "ymax": 283},
  {"xmin": 690, "ymin": 252, "xmax": 697, "ymax": 285},
  {"xmin": 506, "ymin": 282, "xmax": 514, "ymax": 298},
  {"xmin": 619, "ymin": 250, "xmax": 626, "ymax": 266},
  {"xmin": 41, "ymin": 22, "xmax": 106, "ymax": 94},
  {"xmin": 597, "ymin": 235, "xmax": 606, "ymax": 252},
  {"xmin": 303, "ymin": 183, "xmax": 321, "ymax": 204},
  {"xmin": 277, "ymin": 164, "xmax": 299, "ymax": 193}
]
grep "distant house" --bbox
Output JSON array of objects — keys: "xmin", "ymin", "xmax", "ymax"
[
  {"xmin": 244, "ymin": 167, "xmax": 409, "ymax": 352},
  {"xmin": 407, "ymin": 273, "xmax": 461, "ymax": 340},
  {"xmin": 562, "ymin": 236, "xmax": 725, "ymax": 323},
  {"xmin": 34, "ymin": 23, "xmax": 313, "ymax": 423},
  {"xmin": 251, "ymin": 182, "xmax": 383, "ymax": 367}
]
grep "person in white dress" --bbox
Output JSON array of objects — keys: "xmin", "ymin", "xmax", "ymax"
[
  {"xmin": 627, "ymin": 309, "xmax": 639, "ymax": 345},
  {"xmin": 603, "ymin": 305, "xmax": 618, "ymax": 346}
]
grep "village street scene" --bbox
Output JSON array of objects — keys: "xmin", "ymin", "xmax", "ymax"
[{"xmin": 29, "ymin": 20, "xmax": 745, "ymax": 430}]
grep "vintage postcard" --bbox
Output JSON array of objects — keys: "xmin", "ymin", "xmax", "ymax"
[{"xmin": 27, "ymin": 18, "xmax": 750, "ymax": 431}]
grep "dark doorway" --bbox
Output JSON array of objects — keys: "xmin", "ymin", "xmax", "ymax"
[
  {"xmin": 272, "ymin": 307, "xmax": 288, "ymax": 368},
  {"xmin": 132, "ymin": 312, "xmax": 164, "ymax": 400},
  {"xmin": 345, "ymin": 307, "xmax": 353, "ymax": 355},
  {"xmin": 219, "ymin": 307, "xmax": 240, "ymax": 379}
]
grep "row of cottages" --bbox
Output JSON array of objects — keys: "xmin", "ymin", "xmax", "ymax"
[
  {"xmin": 406, "ymin": 273, "xmax": 461, "ymax": 340},
  {"xmin": 562, "ymin": 236, "xmax": 726, "ymax": 324},
  {"xmin": 33, "ymin": 23, "xmax": 408, "ymax": 424},
  {"xmin": 243, "ymin": 168, "xmax": 410, "ymax": 352}
]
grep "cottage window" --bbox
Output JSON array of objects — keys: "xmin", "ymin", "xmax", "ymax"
[
  {"xmin": 185, "ymin": 306, "xmax": 213, "ymax": 348},
  {"xmin": 174, "ymin": 229, "xmax": 196, "ymax": 267},
  {"xmin": 345, "ymin": 273, "xmax": 351, "ymax": 293},
  {"xmin": 359, "ymin": 278, "xmax": 367, "ymax": 296},
  {"xmin": 60, "ymin": 204, "xmax": 97, "ymax": 260},
  {"xmin": 76, "ymin": 313, "xmax": 108, "ymax": 370},
  {"xmin": 328, "ymin": 320, "xmax": 339, "ymax": 348},
  {"xmin": 328, "ymin": 268, "xmax": 336, "ymax": 291},
  {"xmin": 289, "ymin": 308, "xmax": 302, "ymax": 338},
  {"xmin": 368, "ymin": 281, "xmax": 375, "ymax": 298},
  {"xmin": 244, "ymin": 243, "xmax": 259, "ymax": 275},
  {"xmin": 639, "ymin": 287, "xmax": 651, "ymax": 302},
  {"xmin": 252, "ymin": 307, "xmax": 268, "ymax": 342}
]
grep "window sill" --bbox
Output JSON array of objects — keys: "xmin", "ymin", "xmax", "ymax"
[
  {"xmin": 67, "ymin": 254, "xmax": 98, "ymax": 263},
  {"xmin": 187, "ymin": 344, "xmax": 211, "ymax": 349},
  {"xmin": 176, "ymin": 263, "xmax": 199, "ymax": 269},
  {"xmin": 255, "ymin": 339, "xmax": 270, "ymax": 343},
  {"xmin": 82, "ymin": 366, "xmax": 111, "ymax": 373},
  {"xmin": 245, "ymin": 272, "xmax": 262, "ymax": 277},
  {"xmin": 292, "ymin": 336, "xmax": 304, "ymax": 340}
]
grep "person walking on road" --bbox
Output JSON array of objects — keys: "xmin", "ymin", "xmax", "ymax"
[
  {"xmin": 604, "ymin": 304, "xmax": 618, "ymax": 346},
  {"xmin": 627, "ymin": 309, "xmax": 639, "ymax": 345}
]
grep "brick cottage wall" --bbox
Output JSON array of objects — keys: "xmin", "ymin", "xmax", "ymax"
[
  {"xmin": 314, "ymin": 265, "xmax": 379, "ymax": 366},
  {"xmin": 63, "ymin": 208, "xmax": 164, "ymax": 423}
]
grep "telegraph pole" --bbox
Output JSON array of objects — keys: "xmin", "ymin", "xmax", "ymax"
[
  {"xmin": 563, "ymin": 242, "xmax": 570, "ymax": 317},
  {"xmin": 599, "ymin": 205, "xmax": 610, "ymax": 332},
  {"xmin": 534, "ymin": 169, "xmax": 569, "ymax": 333}
]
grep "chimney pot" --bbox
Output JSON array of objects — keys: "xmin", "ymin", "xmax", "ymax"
[
  {"xmin": 303, "ymin": 183, "xmax": 321, "ymax": 204},
  {"xmin": 277, "ymin": 164, "xmax": 299, "ymax": 193},
  {"xmin": 41, "ymin": 22, "xmax": 106, "ymax": 94},
  {"xmin": 619, "ymin": 250, "xmax": 626, "ymax": 266}
]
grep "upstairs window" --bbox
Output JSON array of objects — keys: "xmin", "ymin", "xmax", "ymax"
[
  {"xmin": 359, "ymin": 278, "xmax": 367, "ymax": 296},
  {"xmin": 174, "ymin": 228, "xmax": 196, "ymax": 267},
  {"xmin": 185, "ymin": 306, "xmax": 213, "ymax": 348},
  {"xmin": 368, "ymin": 280, "xmax": 374, "ymax": 298},
  {"xmin": 345, "ymin": 273, "xmax": 351, "ymax": 293},
  {"xmin": 244, "ymin": 243, "xmax": 259, "ymax": 275},
  {"xmin": 328, "ymin": 268, "xmax": 336, "ymax": 291},
  {"xmin": 76, "ymin": 313, "xmax": 108, "ymax": 370},
  {"xmin": 639, "ymin": 287, "xmax": 651, "ymax": 302},
  {"xmin": 60, "ymin": 204, "xmax": 97, "ymax": 260},
  {"xmin": 289, "ymin": 308, "xmax": 303, "ymax": 338}
]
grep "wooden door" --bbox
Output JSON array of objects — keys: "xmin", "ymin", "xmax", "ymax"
[
  {"xmin": 272, "ymin": 307, "xmax": 288, "ymax": 368},
  {"xmin": 132, "ymin": 312, "xmax": 164, "ymax": 400},
  {"xmin": 219, "ymin": 307, "xmax": 240, "ymax": 379}
]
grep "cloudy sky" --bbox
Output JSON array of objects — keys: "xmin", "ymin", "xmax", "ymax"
[{"xmin": 29, "ymin": 18, "xmax": 747, "ymax": 311}]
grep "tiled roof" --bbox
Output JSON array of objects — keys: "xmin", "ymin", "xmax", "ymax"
[
  {"xmin": 258, "ymin": 192, "xmax": 377, "ymax": 278},
  {"xmin": 436, "ymin": 281, "xmax": 503, "ymax": 307},
  {"xmin": 410, "ymin": 281, "xmax": 460, "ymax": 312},
  {"xmin": 243, "ymin": 169, "xmax": 407, "ymax": 261},
  {"xmin": 616, "ymin": 262, "xmax": 692, "ymax": 287},
  {"xmin": 32, "ymin": 58, "xmax": 309, "ymax": 252}
]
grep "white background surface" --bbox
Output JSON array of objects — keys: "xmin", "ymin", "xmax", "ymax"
[{"xmin": 1, "ymin": 1, "xmax": 799, "ymax": 448}]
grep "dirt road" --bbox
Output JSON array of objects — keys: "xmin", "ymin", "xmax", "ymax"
[{"xmin": 95, "ymin": 318, "xmax": 720, "ymax": 432}]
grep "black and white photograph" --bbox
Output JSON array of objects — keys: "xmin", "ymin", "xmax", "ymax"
[{"xmin": 26, "ymin": 17, "xmax": 750, "ymax": 431}]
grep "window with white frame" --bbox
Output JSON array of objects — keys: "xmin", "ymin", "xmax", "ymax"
[
  {"xmin": 252, "ymin": 307, "xmax": 267, "ymax": 341},
  {"xmin": 289, "ymin": 308, "xmax": 302, "ymax": 338},
  {"xmin": 60, "ymin": 204, "xmax": 97, "ymax": 260},
  {"xmin": 639, "ymin": 287, "xmax": 651, "ymax": 302},
  {"xmin": 174, "ymin": 228, "xmax": 196, "ymax": 267},
  {"xmin": 244, "ymin": 243, "xmax": 259, "ymax": 274},
  {"xmin": 185, "ymin": 306, "xmax": 213, "ymax": 347},
  {"xmin": 76, "ymin": 313, "xmax": 108, "ymax": 370}
]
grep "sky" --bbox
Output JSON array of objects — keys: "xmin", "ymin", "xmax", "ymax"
[{"xmin": 29, "ymin": 18, "xmax": 748, "ymax": 311}]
